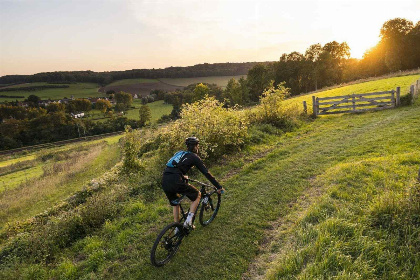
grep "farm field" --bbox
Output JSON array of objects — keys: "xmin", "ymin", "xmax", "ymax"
[
  {"xmin": 0, "ymin": 82, "xmax": 102, "ymax": 101},
  {"xmin": 99, "ymin": 80, "xmax": 183, "ymax": 97},
  {"xmin": 159, "ymin": 75, "xmax": 246, "ymax": 88},
  {"xmin": 107, "ymin": 78, "xmax": 159, "ymax": 86},
  {"xmin": 0, "ymin": 75, "xmax": 419, "ymax": 279}
]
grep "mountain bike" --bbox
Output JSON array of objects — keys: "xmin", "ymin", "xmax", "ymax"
[{"xmin": 150, "ymin": 178, "xmax": 222, "ymax": 267}]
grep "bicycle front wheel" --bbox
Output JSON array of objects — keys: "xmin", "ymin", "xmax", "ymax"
[
  {"xmin": 150, "ymin": 222, "xmax": 184, "ymax": 267},
  {"xmin": 199, "ymin": 192, "xmax": 221, "ymax": 226}
]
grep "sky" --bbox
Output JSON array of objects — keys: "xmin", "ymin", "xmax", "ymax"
[{"xmin": 0, "ymin": 0, "xmax": 419, "ymax": 76}]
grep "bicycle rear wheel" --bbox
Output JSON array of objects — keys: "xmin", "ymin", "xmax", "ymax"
[
  {"xmin": 199, "ymin": 192, "xmax": 221, "ymax": 226},
  {"xmin": 150, "ymin": 222, "xmax": 184, "ymax": 267}
]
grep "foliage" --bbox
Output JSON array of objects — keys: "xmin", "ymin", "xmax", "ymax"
[
  {"xmin": 223, "ymin": 78, "xmax": 244, "ymax": 106},
  {"xmin": 122, "ymin": 127, "xmax": 144, "ymax": 172},
  {"xmin": 46, "ymin": 102, "xmax": 65, "ymax": 113},
  {"xmin": 247, "ymin": 82, "xmax": 301, "ymax": 130},
  {"xmin": 66, "ymin": 98, "xmax": 92, "ymax": 113},
  {"xmin": 162, "ymin": 97, "xmax": 249, "ymax": 160},
  {"xmin": 138, "ymin": 104, "xmax": 151, "ymax": 126},
  {"xmin": 192, "ymin": 83, "xmax": 210, "ymax": 102},
  {"xmin": 95, "ymin": 99, "xmax": 112, "ymax": 114},
  {"xmin": 247, "ymin": 63, "xmax": 273, "ymax": 101},
  {"xmin": 114, "ymin": 91, "xmax": 133, "ymax": 110}
]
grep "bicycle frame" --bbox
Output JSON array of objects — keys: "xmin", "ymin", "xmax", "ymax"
[{"xmin": 178, "ymin": 178, "xmax": 218, "ymax": 225}]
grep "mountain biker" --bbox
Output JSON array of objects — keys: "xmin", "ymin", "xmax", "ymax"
[{"xmin": 162, "ymin": 136, "xmax": 224, "ymax": 229}]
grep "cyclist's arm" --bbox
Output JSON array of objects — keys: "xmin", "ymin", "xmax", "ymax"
[{"xmin": 193, "ymin": 156, "xmax": 222, "ymax": 189}]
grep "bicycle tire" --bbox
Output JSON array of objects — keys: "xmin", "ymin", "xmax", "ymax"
[
  {"xmin": 199, "ymin": 192, "xmax": 221, "ymax": 226},
  {"xmin": 150, "ymin": 222, "xmax": 184, "ymax": 267}
]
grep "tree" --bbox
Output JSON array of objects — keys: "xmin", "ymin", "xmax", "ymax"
[
  {"xmin": 46, "ymin": 102, "xmax": 65, "ymax": 113},
  {"xmin": 139, "ymin": 104, "xmax": 151, "ymax": 126},
  {"xmin": 25, "ymin": 95, "xmax": 41, "ymax": 107},
  {"xmin": 70, "ymin": 99, "xmax": 92, "ymax": 113},
  {"xmin": 192, "ymin": 83, "xmax": 210, "ymax": 102},
  {"xmin": 247, "ymin": 64, "xmax": 272, "ymax": 102},
  {"xmin": 115, "ymin": 91, "xmax": 133, "ymax": 110},
  {"xmin": 223, "ymin": 78, "xmax": 242, "ymax": 106},
  {"xmin": 95, "ymin": 99, "xmax": 112, "ymax": 115},
  {"xmin": 115, "ymin": 103, "xmax": 125, "ymax": 112}
]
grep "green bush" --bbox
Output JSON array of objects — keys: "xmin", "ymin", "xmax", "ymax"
[{"xmin": 247, "ymin": 82, "xmax": 301, "ymax": 131}]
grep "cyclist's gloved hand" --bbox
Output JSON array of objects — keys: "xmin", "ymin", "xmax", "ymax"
[{"xmin": 217, "ymin": 187, "xmax": 225, "ymax": 194}]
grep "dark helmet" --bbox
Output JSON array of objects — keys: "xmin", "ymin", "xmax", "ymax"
[{"xmin": 185, "ymin": 136, "xmax": 199, "ymax": 146}]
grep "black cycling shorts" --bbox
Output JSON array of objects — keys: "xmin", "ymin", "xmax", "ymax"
[{"xmin": 162, "ymin": 173, "xmax": 199, "ymax": 206}]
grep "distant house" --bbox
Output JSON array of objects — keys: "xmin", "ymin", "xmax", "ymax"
[{"xmin": 71, "ymin": 112, "xmax": 85, "ymax": 118}]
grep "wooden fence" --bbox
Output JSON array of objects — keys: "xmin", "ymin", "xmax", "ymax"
[{"xmin": 304, "ymin": 77, "xmax": 420, "ymax": 116}]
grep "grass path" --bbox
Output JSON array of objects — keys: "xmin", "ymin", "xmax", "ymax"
[{"xmin": 46, "ymin": 98, "xmax": 420, "ymax": 279}]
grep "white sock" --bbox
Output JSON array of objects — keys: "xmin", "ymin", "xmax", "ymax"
[{"xmin": 184, "ymin": 212, "xmax": 195, "ymax": 226}]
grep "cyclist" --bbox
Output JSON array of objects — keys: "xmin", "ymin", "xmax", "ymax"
[{"xmin": 162, "ymin": 136, "xmax": 223, "ymax": 229}]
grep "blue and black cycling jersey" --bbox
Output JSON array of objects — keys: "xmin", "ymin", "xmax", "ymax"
[{"xmin": 163, "ymin": 152, "xmax": 222, "ymax": 190}]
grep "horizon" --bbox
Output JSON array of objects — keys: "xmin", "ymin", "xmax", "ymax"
[{"xmin": 0, "ymin": 0, "xmax": 419, "ymax": 77}]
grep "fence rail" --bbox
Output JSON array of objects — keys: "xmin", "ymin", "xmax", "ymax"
[
  {"xmin": 306, "ymin": 77, "xmax": 420, "ymax": 117},
  {"xmin": 312, "ymin": 89, "xmax": 396, "ymax": 116}
]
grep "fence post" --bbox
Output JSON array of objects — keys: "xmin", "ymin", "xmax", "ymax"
[
  {"xmin": 393, "ymin": 90, "xmax": 397, "ymax": 107},
  {"xmin": 303, "ymin": 101, "xmax": 307, "ymax": 115},
  {"xmin": 396, "ymin": 87, "xmax": 400, "ymax": 106},
  {"xmin": 352, "ymin": 94, "xmax": 356, "ymax": 112},
  {"xmin": 312, "ymin": 96, "xmax": 317, "ymax": 117},
  {"xmin": 411, "ymin": 85, "xmax": 415, "ymax": 103}
]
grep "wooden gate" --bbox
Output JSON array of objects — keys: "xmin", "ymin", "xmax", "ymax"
[{"xmin": 312, "ymin": 88, "xmax": 399, "ymax": 116}]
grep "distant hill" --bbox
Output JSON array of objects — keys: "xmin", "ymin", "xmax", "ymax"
[{"xmin": 0, "ymin": 62, "xmax": 268, "ymax": 86}]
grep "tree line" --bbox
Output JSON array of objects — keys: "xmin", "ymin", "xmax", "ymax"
[
  {"xmin": 242, "ymin": 18, "xmax": 420, "ymax": 96},
  {"xmin": 0, "ymin": 62, "xmax": 261, "ymax": 87}
]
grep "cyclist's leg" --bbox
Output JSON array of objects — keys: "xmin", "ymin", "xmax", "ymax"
[
  {"xmin": 173, "ymin": 205, "xmax": 180, "ymax": 222},
  {"xmin": 189, "ymin": 192, "xmax": 201, "ymax": 214}
]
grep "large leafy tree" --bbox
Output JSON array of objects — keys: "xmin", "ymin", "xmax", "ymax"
[
  {"xmin": 247, "ymin": 64, "xmax": 272, "ymax": 102},
  {"xmin": 115, "ymin": 91, "xmax": 133, "ymax": 110},
  {"xmin": 139, "ymin": 104, "xmax": 151, "ymax": 126},
  {"xmin": 95, "ymin": 99, "xmax": 112, "ymax": 115}
]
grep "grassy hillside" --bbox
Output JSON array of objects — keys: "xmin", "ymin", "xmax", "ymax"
[
  {"xmin": 159, "ymin": 75, "xmax": 246, "ymax": 88},
  {"xmin": 0, "ymin": 82, "xmax": 102, "ymax": 101},
  {"xmin": 0, "ymin": 135, "xmax": 122, "ymax": 229},
  {"xmin": 0, "ymin": 75, "xmax": 419, "ymax": 279}
]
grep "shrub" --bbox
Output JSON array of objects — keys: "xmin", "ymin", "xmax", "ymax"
[
  {"xmin": 160, "ymin": 96, "xmax": 249, "ymax": 160},
  {"xmin": 247, "ymin": 82, "xmax": 301, "ymax": 131},
  {"xmin": 122, "ymin": 126, "xmax": 144, "ymax": 172}
]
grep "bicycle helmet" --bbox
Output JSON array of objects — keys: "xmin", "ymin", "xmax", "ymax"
[{"xmin": 185, "ymin": 136, "xmax": 199, "ymax": 146}]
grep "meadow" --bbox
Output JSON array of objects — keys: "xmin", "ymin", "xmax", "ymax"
[
  {"xmin": 0, "ymin": 82, "xmax": 102, "ymax": 101},
  {"xmin": 0, "ymin": 74, "xmax": 419, "ymax": 279},
  {"xmin": 159, "ymin": 75, "xmax": 246, "ymax": 88}
]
